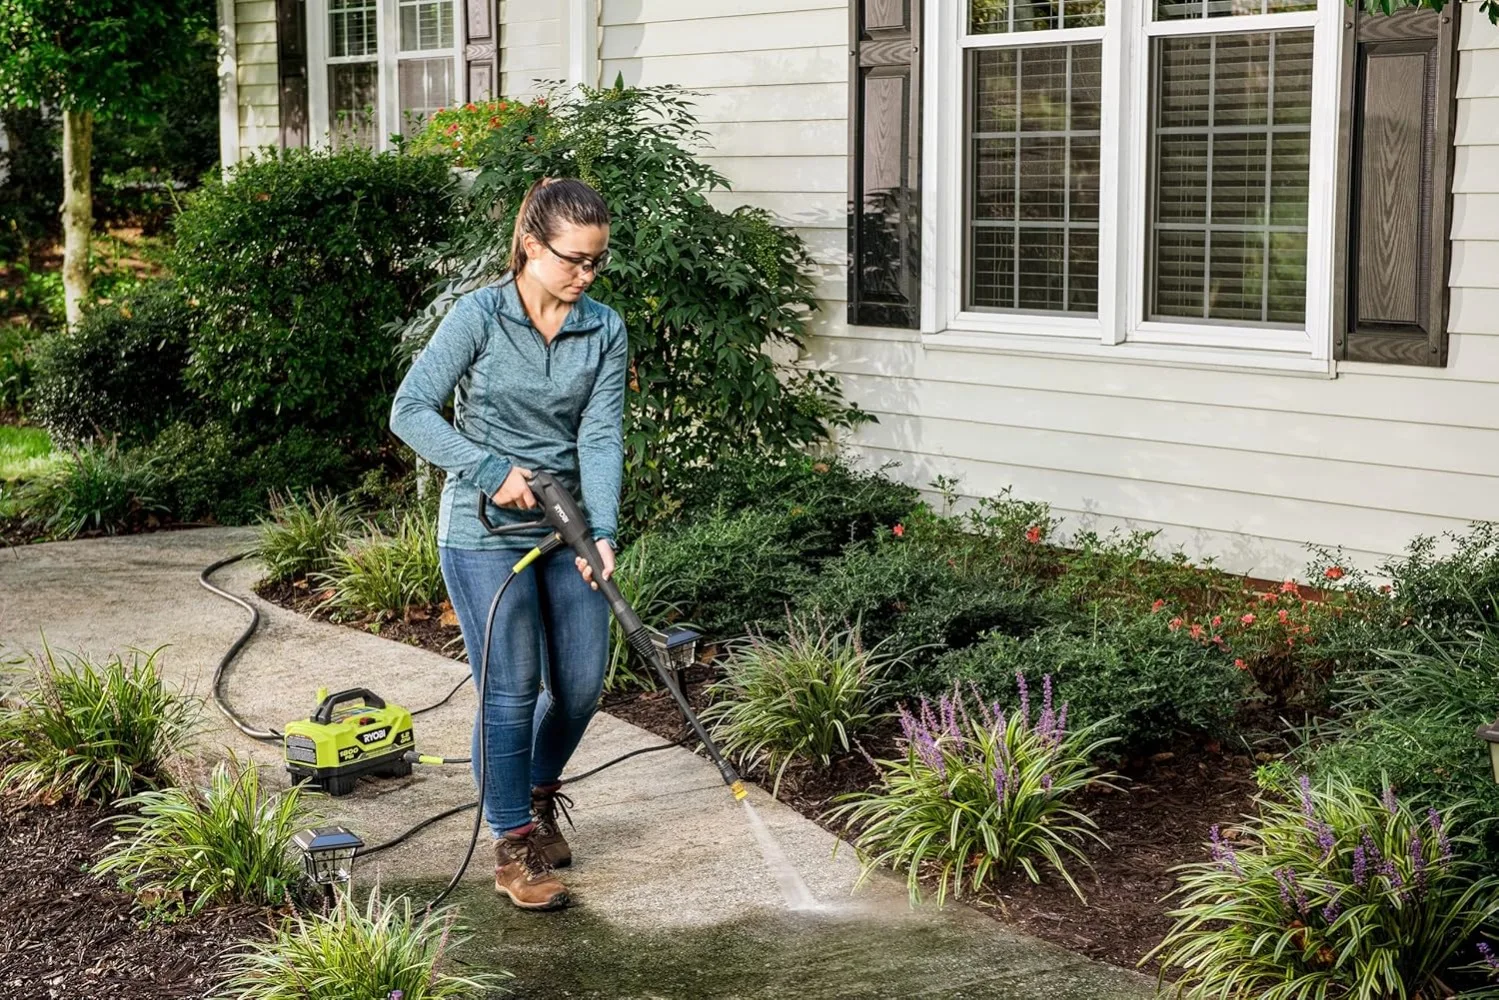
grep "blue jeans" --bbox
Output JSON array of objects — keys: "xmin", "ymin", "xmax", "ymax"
[{"xmin": 439, "ymin": 545, "xmax": 610, "ymax": 835}]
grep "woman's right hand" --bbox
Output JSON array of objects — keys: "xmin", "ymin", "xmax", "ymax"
[{"xmin": 492, "ymin": 465, "xmax": 537, "ymax": 509}]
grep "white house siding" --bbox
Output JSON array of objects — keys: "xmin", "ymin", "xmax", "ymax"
[
  {"xmin": 600, "ymin": 0, "xmax": 1499, "ymax": 580},
  {"xmin": 502, "ymin": 1, "xmax": 568, "ymax": 99},
  {"xmin": 233, "ymin": 0, "xmax": 282, "ymax": 160}
]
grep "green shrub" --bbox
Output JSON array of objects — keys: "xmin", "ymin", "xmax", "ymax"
[
  {"xmin": 829, "ymin": 680, "xmax": 1118, "ymax": 904},
  {"xmin": 213, "ymin": 886, "xmax": 507, "ymax": 1000},
  {"xmin": 0, "ymin": 320, "xmax": 38, "ymax": 413},
  {"xmin": 606, "ymin": 534, "xmax": 689, "ymax": 692},
  {"xmin": 92, "ymin": 755, "xmax": 308, "ymax": 918},
  {"xmin": 1298, "ymin": 626, "xmax": 1499, "ymax": 853},
  {"xmin": 794, "ymin": 527, "xmax": 1052, "ymax": 668},
  {"xmin": 643, "ymin": 507, "xmax": 812, "ymax": 640},
  {"xmin": 172, "ymin": 146, "xmax": 458, "ymax": 449},
  {"xmin": 139, "ymin": 420, "xmax": 356, "ymax": 527},
  {"xmin": 1149, "ymin": 776, "xmax": 1499, "ymax": 999},
  {"xmin": 11, "ymin": 441, "xmax": 166, "ymax": 538},
  {"xmin": 0, "ymin": 641, "xmax": 197, "ymax": 805},
  {"xmin": 668, "ymin": 451, "xmax": 920, "ymax": 559},
  {"xmin": 397, "ymin": 82, "xmax": 871, "ymax": 533},
  {"xmin": 28, "ymin": 280, "xmax": 198, "ymax": 447},
  {"xmin": 315, "ymin": 511, "xmax": 445, "ymax": 617},
  {"xmin": 1378, "ymin": 522, "xmax": 1499, "ymax": 635},
  {"xmin": 1050, "ymin": 527, "xmax": 1238, "ymax": 616},
  {"xmin": 916, "ymin": 608, "xmax": 1249, "ymax": 756},
  {"xmin": 255, "ymin": 491, "xmax": 361, "ymax": 585},
  {"xmin": 701, "ymin": 618, "xmax": 901, "ymax": 794}
]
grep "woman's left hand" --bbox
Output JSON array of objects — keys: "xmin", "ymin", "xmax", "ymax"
[{"xmin": 576, "ymin": 540, "xmax": 615, "ymax": 590}]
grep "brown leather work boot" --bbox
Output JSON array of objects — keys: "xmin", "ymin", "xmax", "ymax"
[
  {"xmin": 530, "ymin": 784, "xmax": 574, "ymax": 868},
  {"xmin": 494, "ymin": 827, "xmax": 569, "ymax": 911}
]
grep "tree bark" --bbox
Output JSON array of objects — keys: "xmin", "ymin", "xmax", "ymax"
[{"xmin": 60, "ymin": 108, "xmax": 94, "ymax": 327}]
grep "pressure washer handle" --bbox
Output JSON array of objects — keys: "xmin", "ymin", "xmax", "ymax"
[{"xmin": 312, "ymin": 688, "xmax": 386, "ymax": 725}]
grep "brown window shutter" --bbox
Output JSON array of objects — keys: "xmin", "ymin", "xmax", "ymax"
[
  {"xmin": 848, "ymin": 0, "xmax": 923, "ymax": 329},
  {"xmin": 276, "ymin": 0, "xmax": 309, "ymax": 148},
  {"xmin": 464, "ymin": 0, "xmax": 500, "ymax": 101},
  {"xmin": 1334, "ymin": 4, "xmax": 1458, "ymax": 367}
]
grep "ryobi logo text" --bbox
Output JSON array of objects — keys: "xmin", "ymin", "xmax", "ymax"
[
  {"xmin": 357, "ymin": 727, "xmax": 390, "ymax": 746},
  {"xmin": 551, "ymin": 503, "xmax": 569, "ymax": 524}
]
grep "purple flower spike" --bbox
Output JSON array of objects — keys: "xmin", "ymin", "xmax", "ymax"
[
  {"xmin": 1299, "ymin": 774, "xmax": 1315, "ymax": 821},
  {"xmin": 1015, "ymin": 671, "xmax": 1031, "ymax": 727},
  {"xmin": 1317, "ymin": 822, "xmax": 1335, "ymax": 860},
  {"xmin": 897, "ymin": 704, "xmax": 918, "ymax": 743},
  {"xmin": 1480, "ymin": 941, "xmax": 1499, "ymax": 971},
  {"xmin": 1041, "ymin": 774, "xmax": 1053, "ymax": 793},
  {"xmin": 940, "ymin": 694, "xmax": 959, "ymax": 740},
  {"xmin": 1410, "ymin": 833, "xmax": 1427, "ymax": 894},
  {"xmin": 1383, "ymin": 785, "xmax": 1399, "ymax": 815},
  {"xmin": 1321, "ymin": 899, "xmax": 1340, "ymax": 924},
  {"xmin": 993, "ymin": 764, "xmax": 1007, "ymax": 804},
  {"xmin": 1428, "ymin": 807, "xmax": 1453, "ymax": 862},
  {"xmin": 1054, "ymin": 702, "xmax": 1069, "ymax": 744},
  {"xmin": 1352, "ymin": 843, "xmax": 1369, "ymax": 888},
  {"xmin": 1209, "ymin": 825, "xmax": 1244, "ymax": 879},
  {"xmin": 1273, "ymin": 867, "xmax": 1309, "ymax": 916}
]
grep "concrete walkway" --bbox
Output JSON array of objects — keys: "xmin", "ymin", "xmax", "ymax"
[{"xmin": 0, "ymin": 528, "xmax": 1156, "ymax": 999}]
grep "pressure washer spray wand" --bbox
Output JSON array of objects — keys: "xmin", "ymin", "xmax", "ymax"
[{"xmin": 478, "ymin": 471, "xmax": 748, "ymax": 801}]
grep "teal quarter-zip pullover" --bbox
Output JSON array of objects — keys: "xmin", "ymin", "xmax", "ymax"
[{"xmin": 388, "ymin": 276, "xmax": 628, "ymax": 551}]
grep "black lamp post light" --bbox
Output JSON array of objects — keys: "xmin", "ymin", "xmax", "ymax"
[{"xmin": 293, "ymin": 825, "xmax": 364, "ymax": 908}]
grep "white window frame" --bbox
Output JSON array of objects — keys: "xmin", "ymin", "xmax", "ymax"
[
  {"xmin": 307, "ymin": 0, "xmax": 466, "ymax": 153},
  {"xmin": 925, "ymin": 0, "xmax": 1342, "ymax": 374}
]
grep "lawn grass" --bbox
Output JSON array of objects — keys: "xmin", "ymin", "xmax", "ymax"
[{"xmin": 0, "ymin": 424, "xmax": 58, "ymax": 482}]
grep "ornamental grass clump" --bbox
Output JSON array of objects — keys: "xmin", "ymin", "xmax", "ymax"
[
  {"xmin": 829, "ymin": 675, "xmax": 1118, "ymax": 905},
  {"xmin": 1150, "ymin": 775, "xmax": 1499, "ymax": 999}
]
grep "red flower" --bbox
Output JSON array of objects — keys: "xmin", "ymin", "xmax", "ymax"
[
  {"xmin": 1241, "ymin": 613, "xmax": 1256, "ymax": 625},
  {"xmin": 892, "ymin": 524, "xmax": 905, "ymax": 538},
  {"xmin": 1380, "ymin": 584, "xmax": 1393, "ymax": 594},
  {"xmin": 1152, "ymin": 599, "xmax": 1166, "ymax": 613},
  {"xmin": 464, "ymin": 102, "xmax": 477, "ymax": 111},
  {"xmin": 1211, "ymin": 615, "xmax": 1222, "ymax": 627},
  {"xmin": 1168, "ymin": 617, "xmax": 1183, "ymax": 631},
  {"xmin": 489, "ymin": 116, "xmax": 500, "ymax": 126},
  {"xmin": 1277, "ymin": 609, "xmax": 1290, "ymax": 624},
  {"xmin": 1280, "ymin": 579, "xmax": 1297, "ymax": 593},
  {"xmin": 1324, "ymin": 566, "xmax": 1345, "ymax": 581},
  {"xmin": 1189, "ymin": 623, "xmax": 1205, "ymax": 639},
  {"xmin": 445, "ymin": 123, "xmax": 459, "ymax": 135},
  {"xmin": 1235, "ymin": 658, "xmax": 1248, "ymax": 670},
  {"xmin": 536, "ymin": 97, "xmax": 546, "ymax": 105},
  {"xmin": 1212, "ymin": 635, "xmax": 1226, "ymax": 646},
  {"xmin": 436, "ymin": 106, "xmax": 445, "ymax": 113},
  {"xmin": 1025, "ymin": 525, "xmax": 1042, "ymax": 544}
]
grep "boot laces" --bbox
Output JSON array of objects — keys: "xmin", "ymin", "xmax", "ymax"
[
  {"xmin": 533, "ymin": 788, "xmax": 575, "ymax": 835},
  {"xmin": 519, "ymin": 837, "xmax": 555, "ymax": 880}
]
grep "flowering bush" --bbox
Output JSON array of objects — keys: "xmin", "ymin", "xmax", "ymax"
[
  {"xmin": 701, "ymin": 617, "xmax": 902, "ymax": 795},
  {"xmin": 1150, "ymin": 775, "xmax": 1499, "ymax": 999},
  {"xmin": 406, "ymin": 97, "xmax": 540, "ymax": 167},
  {"xmin": 1153, "ymin": 578, "xmax": 1348, "ymax": 706},
  {"xmin": 828, "ymin": 677, "xmax": 1118, "ymax": 905}
]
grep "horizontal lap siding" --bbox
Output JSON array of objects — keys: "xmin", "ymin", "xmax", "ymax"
[
  {"xmin": 501, "ymin": 1, "xmax": 565, "ymax": 100},
  {"xmin": 620, "ymin": 1, "xmax": 1499, "ymax": 578},
  {"xmin": 600, "ymin": 0, "xmax": 848, "ymax": 314},
  {"xmin": 235, "ymin": 0, "xmax": 280, "ymax": 159}
]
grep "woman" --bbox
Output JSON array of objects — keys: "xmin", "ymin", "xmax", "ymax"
[{"xmin": 389, "ymin": 176, "xmax": 626, "ymax": 912}]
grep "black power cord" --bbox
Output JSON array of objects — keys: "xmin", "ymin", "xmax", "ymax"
[{"xmin": 199, "ymin": 550, "xmax": 697, "ymax": 892}]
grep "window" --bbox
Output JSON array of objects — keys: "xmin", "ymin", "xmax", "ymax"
[
  {"xmin": 913, "ymin": 0, "xmax": 1343, "ymax": 363},
  {"xmin": 308, "ymin": 0, "xmax": 464, "ymax": 152}
]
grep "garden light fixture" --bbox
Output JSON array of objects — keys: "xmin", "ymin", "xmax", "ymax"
[
  {"xmin": 1478, "ymin": 720, "xmax": 1499, "ymax": 785},
  {"xmin": 293, "ymin": 825, "xmax": 363, "ymax": 905},
  {"xmin": 649, "ymin": 627, "xmax": 702, "ymax": 690}
]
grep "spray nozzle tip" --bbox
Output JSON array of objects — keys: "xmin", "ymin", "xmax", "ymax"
[{"xmin": 730, "ymin": 780, "xmax": 748, "ymax": 801}]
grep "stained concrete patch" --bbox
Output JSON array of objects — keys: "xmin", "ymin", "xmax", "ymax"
[{"xmin": 0, "ymin": 528, "xmax": 1155, "ymax": 999}]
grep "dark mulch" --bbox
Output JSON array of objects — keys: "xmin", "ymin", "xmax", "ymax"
[
  {"xmin": 254, "ymin": 579, "xmax": 467, "ymax": 653},
  {"xmin": 0, "ymin": 793, "xmax": 276, "ymax": 998},
  {"xmin": 0, "ymin": 515, "xmax": 213, "ymax": 548}
]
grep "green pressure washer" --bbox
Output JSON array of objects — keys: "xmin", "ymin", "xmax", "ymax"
[{"xmin": 282, "ymin": 687, "xmax": 415, "ymax": 796}]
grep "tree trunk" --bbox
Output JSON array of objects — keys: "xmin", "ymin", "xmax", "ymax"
[{"xmin": 60, "ymin": 108, "xmax": 94, "ymax": 328}]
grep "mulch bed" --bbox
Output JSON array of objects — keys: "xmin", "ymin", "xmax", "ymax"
[
  {"xmin": 255, "ymin": 582, "xmax": 1267, "ymax": 974},
  {"xmin": 0, "ymin": 515, "xmax": 214, "ymax": 548},
  {"xmin": 0, "ymin": 793, "xmax": 276, "ymax": 998}
]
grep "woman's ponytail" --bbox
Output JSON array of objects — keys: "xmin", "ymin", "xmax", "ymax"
[{"xmin": 507, "ymin": 176, "xmax": 610, "ymax": 277}]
